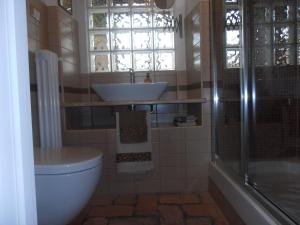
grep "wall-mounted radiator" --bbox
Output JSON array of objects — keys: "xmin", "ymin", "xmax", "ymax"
[{"xmin": 35, "ymin": 50, "xmax": 62, "ymax": 150}]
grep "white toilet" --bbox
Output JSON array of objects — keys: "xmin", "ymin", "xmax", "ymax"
[
  {"xmin": 34, "ymin": 50, "xmax": 103, "ymax": 225},
  {"xmin": 35, "ymin": 147, "xmax": 102, "ymax": 225}
]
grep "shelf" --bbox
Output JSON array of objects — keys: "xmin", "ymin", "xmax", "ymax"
[
  {"xmin": 65, "ymin": 124, "xmax": 202, "ymax": 132},
  {"xmin": 63, "ymin": 98, "xmax": 207, "ymax": 108}
]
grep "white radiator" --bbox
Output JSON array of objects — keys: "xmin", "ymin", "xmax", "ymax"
[{"xmin": 35, "ymin": 50, "xmax": 62, "ymax": 150}]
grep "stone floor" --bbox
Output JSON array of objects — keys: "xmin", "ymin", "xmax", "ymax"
[{"xmin": 69, "ymin": 193, "xmax": 230, "ymax": 225}]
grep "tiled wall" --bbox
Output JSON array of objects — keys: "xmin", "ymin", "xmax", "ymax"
[
  {"xmin": 27, "ymin": 0, "xmax": 49, "ymax": 147},
  {"xmin": 64, "ymin": 104, "xmax": 196, "ymax": 130},
  {"xmin": 47, "ymin": 6, "xmax": 82, "ymax": 103},
  {"xmin": 88, "ymin": 71, "xmax": 185, "ymax": 102},
  {"xmin": 61, "ymin": 1, "xmax": 213, "ymax": 195},
  {"xmin": 63, "ymin": 126, "xmax": 211, "ymax": 194},
  {"xmin": 185, "ymin": 1, "xmax": 211, "ymax": 100},
  {"xmin": 27, "ymin": 0, "xmax": 82, "ymax": 146},
  {"xmin": 186, "ymin": 0, "xmax": 212, "ymax": 165},
  {"xmin": 26, "ymin": 0, "xmax": 213, "ymax": 195},
  {"xmin": 27, "ymin": 0, "xmax": 48, "ymax": 52},
  {"xmin": 60, "ymin": 70, "xmax": 188, "ymax": 105},
  {"xmin": 62, "ymin": 70, "xmax": 192, "ymax": 129}
]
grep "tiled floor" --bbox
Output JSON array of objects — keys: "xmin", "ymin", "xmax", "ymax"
[{"xmin": 69, "ymin": 193, "xmax": 229, "ymax": 225}]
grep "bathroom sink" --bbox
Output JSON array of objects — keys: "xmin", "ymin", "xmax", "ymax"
[{"xmin": 92, "ymin": 82, "xmax": 168, "ymax": 102}]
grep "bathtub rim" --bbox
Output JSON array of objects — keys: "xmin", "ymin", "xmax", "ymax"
[{"xmin": 209, "ymin": 160, "xmax": 297, "ymax": 225}]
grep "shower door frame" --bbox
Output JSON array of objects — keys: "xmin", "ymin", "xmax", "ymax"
[
  {"xmin": 210, "ymin": 0, "xmax": 299, "ymax": 224},
  {"xmin": 0, "ymin": 0, "xmax": 38, "ymax": 224}
]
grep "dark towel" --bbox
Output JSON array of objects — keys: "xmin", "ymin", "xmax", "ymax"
[{"xmin": 119, "ymin": 111, "xmax": 148, "ymax": 144}]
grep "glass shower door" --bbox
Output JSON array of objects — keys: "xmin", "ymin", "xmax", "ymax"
[
  {"xmin": 212, "ymin": 0, "xmax": 244, "ymax": 175},
  {"xmin": 247, "ymin": 0, "xmax": 300, "ymax": 223}
]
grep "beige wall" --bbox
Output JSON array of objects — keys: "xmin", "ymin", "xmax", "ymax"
[
  {"xmin": 27, "ymin": 0, "xmax": 49, "ymax": 147},
  {"xmin": 64, "ymin": 126, "xmax": 211, "ymax": 194},
  {"xmin": 62, "ymin": 1, "xmax": 213, "ymax": 195},
  {"xmin": 27, "ymin": 0, "xmax": 49, "ymax": 52},
  {"xmin": 47, "ymin": 6, "xmax": 80, "ymax": 74},
  {"xmin": 185, "ymin": 0, "xmax": 211, "ymax": 99},
  {"xmin": 26, "ymin": 0, "xmax": 213, "ymax": 195},
  {"xmin": 27, "ymin": 0, "xmax": 81, "ymax": 146},
  {"xmin": 47, "ymin": 6, "xmax": 83, "ymax": 104}
]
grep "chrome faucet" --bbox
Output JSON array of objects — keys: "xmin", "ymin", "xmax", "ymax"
[{"xmin": 129, "ymin": 68, "xmax": 135, "ymax": 84}]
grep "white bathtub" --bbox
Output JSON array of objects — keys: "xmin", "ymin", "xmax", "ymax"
[{"xmin": 209, "ymin": 162, "xmax": 295, "ymax": 225}]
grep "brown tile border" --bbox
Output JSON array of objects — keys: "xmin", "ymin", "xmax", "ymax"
[
  {"xmin": 208, "ymin": 178, "xmax": 246, "ymax": 225},
  {"xmin": 30, "ymin": 84, "xmax": 89, "ymax": 94},
  {"xmin": 202, "ymin": 81, "xmax": 213, "ymax": 89},
  {"xmin": 187, "ymin": 83, "xmax": 202, "ymax": 90},
  {"xmin": 63, "ymin": 86, "xmax": 89, "ymax": 94},
  {"xmin": 31, "ymin": 82, "xmax": 212, "ymax": 94}
]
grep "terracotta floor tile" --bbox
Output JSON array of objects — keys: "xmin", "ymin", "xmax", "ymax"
[
  {"xmin": 214, "ymin": 218, "xmax": 230, "ymax": 225},
  {"xmin": 136, "ymin": 194, "xmax": 158, "ymax": 216},
  {"xmin": 68, "ymin": 206, "xmax": 91, "ymax": 225},
  {"xmin": 83, "ymin": 217, "xmax": 108, "ymax": 225},
  {"xmin": 159, "ymin": 194, "xmax": 182, "ymax": 204},
  {"xmin": 110, "ymin": 217, "xmax": 159, "ymax": 225},
  {"xmin": 181, "ymin": 193, "xmax": 200, "ymax": 204},
  {"xmin": 159, "ymin": 205, "xmax": 184, "ymax": 225},
  {"xmin": 89, "ymin": 206, "xmax": 134, "ymax": 218},
  {"xmin": 182, "ymin": 204, "xmax": 219, "ymax": 218},
  {"xmin": 89, "ymin": 195, "xmax": 115, "ymax": 206},
  {"xmin": 115, "ymin": 194, "xmax": 137, "ymax": 205},
  {"xmin": 200, "ymin": 193, "xmax": 215, "ymax": 205},
  {"xmin": 159, "ymin": 193, "xmax": 200, "ymax": 205},
  {"xmin": 186, "ymin": 218, "xmax": 212, "ymax": 225},
  {"xmin": 81, "ymin": 193, "xmax": 230, "ymax": 225}
]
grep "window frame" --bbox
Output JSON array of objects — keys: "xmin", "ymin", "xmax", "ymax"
[{"xmin": 86, "ymin": 0, "xmax": 176, "ymax": 73}]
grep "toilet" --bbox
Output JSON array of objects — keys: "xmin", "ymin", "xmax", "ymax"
[
  {"xmin": 34, "ymin": 50, "xmax": 103, "ymax": 225},
  {"xmin": 35, "ymin": 147, "xmax": 102, "ymax": 225}
]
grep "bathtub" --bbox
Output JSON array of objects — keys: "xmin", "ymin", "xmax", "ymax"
[
  {"xmin": 248, "ymin": 160, "xmax": 300, "ymax": 224},
  {"xmin": 209, "ymin": 162, "xmax": 296, "ymax": 225}
]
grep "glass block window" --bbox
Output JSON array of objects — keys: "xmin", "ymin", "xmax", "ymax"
[
  {"xmin": 224, "ymin": 0, "xmax": 242, "ymax": 68},
  {"xmin": 87, "ymin": 0, "xmax": 175, "ymax": 72}
]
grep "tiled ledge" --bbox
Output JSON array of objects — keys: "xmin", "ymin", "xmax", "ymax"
[
  {"xmin": 62, "ymin": 98, "xmax": 207, "ymax": 107},
  {"xmin": 64, "ymin": 124, "xmax": 204, "ymax": 132}
]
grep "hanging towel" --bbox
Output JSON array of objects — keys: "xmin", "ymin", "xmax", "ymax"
[
  {"xmin": 119, "ymin": 111, "xmax": 148, "ymax": 144},
  {"xmin": 116, "ymin": 111, "xmax": 154, "ymax": 173}
]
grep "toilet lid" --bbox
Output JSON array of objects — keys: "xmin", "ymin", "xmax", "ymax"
[{"xmin": 34, "ymin": 147, "xmax": 103, "ymax": 175}]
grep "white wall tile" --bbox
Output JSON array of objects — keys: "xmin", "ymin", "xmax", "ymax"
[
  {"xmin": 161, "ymin": 179, "xmax": 187, "ymax": 193},
  {"xmin": 187, "ymin": 152, "xmax": 211, "ymax": 167},
  {"xmin": 187, "ymin": 177, "xmax": 208, "ymax": 192},
  {"xmin": 159, "ymin": 141, "xmax": 185, "ymax": 155},
  {"xmin": 62, "ymin": 125, "xmax": 212, "ymax": 194},
  {"xmin": 161, "ymin": 166, "xmax": 186, "ymax": 180},
  {"xmin": 160, "ymin": 153, "xmax": 186, "ymax": 167},
  {"xmin": 110, "ymin": 181, "xmax": 135, "ymax": 194},
  {"xmin": 134, "ymin": 179, "xmax": 160, "ymax": 193},
  {"xmin": 187, "ymin": 165, "xmax": 209, "ymax": 179},
  {"xmin": 75, "ymin": 130, "xmax": 107, "ymax": 144},
  {"xmin": 159, "ymin": 128, "xmax": 185, "ymax": 142},
  {"xmin": 185, "ymin": 127, "xmax": 211, "ymax": 140},
  {"xmin": 186, "ymin": 140, "xmax": 211, "ymax": 154}
]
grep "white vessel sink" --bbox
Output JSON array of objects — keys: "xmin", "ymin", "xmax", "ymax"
[{"xmin": 92, "ymin": 82, "xmax": 168, "ymax": 102}]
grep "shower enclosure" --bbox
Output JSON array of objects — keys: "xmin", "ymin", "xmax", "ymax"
[{"xmin": 212, "ymin": 0, "xmax": 300, "ymax": 224}]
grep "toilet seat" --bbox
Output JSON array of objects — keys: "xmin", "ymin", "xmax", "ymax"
[{"xmin": 35, "ymin": 147, "xmax": 103, "ymax": 175}]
